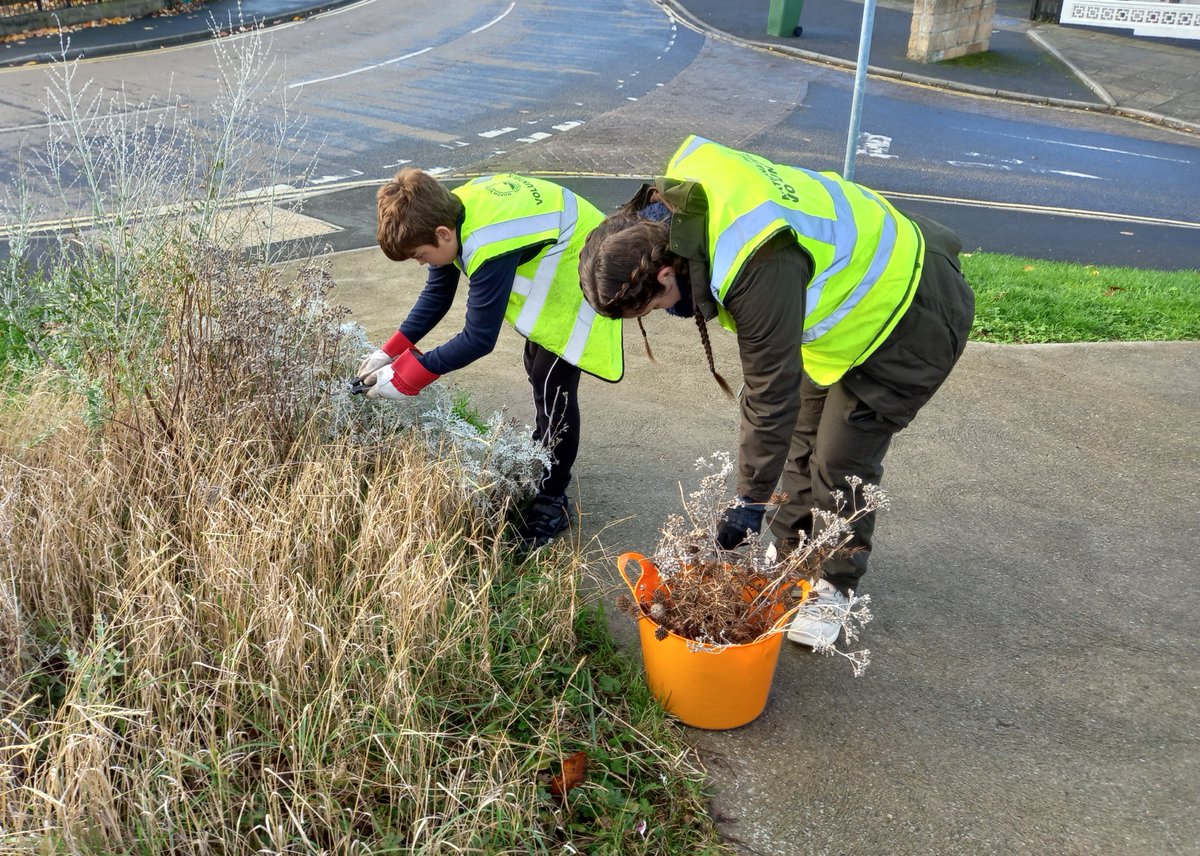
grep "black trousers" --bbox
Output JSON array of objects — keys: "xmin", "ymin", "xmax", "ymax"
[
  {"xmin": 770, "ymin": 241, "xmax": 975, "ymax": 592},
  {"xmin": 523, "ymin": 339, "xmax": 581, "ymax": 497}
]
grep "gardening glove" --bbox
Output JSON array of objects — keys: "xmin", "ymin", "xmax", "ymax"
[
  {"xmin": 366, "ymin": 348, "xmax": 439, "ymax": 399},
  {"xmin": 715, "ymin": 498, "xmax": 766, "ymax": 550},
  {"xmin": 355, "ymin": 330, "xmax": 415, "ymax": 379}
]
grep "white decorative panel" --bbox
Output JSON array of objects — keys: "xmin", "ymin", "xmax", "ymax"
[{"xmin": 1061, "ymin": 0, "xmax": 1200, "ymax": 39}]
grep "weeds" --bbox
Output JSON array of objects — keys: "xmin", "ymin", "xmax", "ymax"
[{"xmin": 0, "ymin": 21, "xmax": 723, "ymax": 856}]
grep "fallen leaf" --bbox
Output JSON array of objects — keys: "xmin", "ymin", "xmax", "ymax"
[
  {"xmin": 1022, "ymin": 265, "xmax": 1035, "ymax": 271},
  {"xmin": 549, "ymin": 751, "xmax": 588, "ymax": 797}
]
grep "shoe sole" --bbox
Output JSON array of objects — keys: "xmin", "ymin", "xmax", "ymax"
[{"xmin": 787, "ymin": 626, "xmax": 840, "ymax": 647}]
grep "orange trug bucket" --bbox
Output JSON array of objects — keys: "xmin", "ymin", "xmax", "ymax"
[{"xmin": 617, "ymin": 552, "xmax": 801, "ymax": 730}]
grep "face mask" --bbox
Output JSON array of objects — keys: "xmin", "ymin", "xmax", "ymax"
[
  {"xmin": 639, "ymin": 201, "xmax": 671, "ymax": 222},
  {"xmin": 666, "ymin": 285, "xmax": 694, "ymax": 318}
]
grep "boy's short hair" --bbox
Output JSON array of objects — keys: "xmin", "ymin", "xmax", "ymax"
[{"xmin": 376, "ymin": 168, "xmax": 465, "ymax": 261}]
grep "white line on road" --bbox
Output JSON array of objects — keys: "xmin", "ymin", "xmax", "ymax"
[
  {"xmin": 885, "ymin": 189, "xmax": 1192, "ymax": 227},
  {"xmin": 516, "ymin": 132, "xmax": 552, "ymax": 143},
  {"xmin": 858, "ymin": 133, "xmax": 897, "ymax": 160},
  {"xmin": 310, "ymin": 169, "xmax": 364, "ymax": 185},
  {"xmin": 948, "ymin": 161, "xmax": 1013, "ymax": 170},
  {"xmin": 471, "ymin": 2, "xmax": 516, "ymax": 34},
  {"xmin": 289, "ymin": 2, "xmax": 515, "ymax": 89},
  {"xmin": 479, "ymin": 127, "xmax": 518, "ymax": 138},
  {"xmin": 966, "ymin": 128, "xmax": 1192, "ymax": 163},
  {"xmin": 289, "ymin": 47, "xmax": 433, "ymax": 88},
  {"xmin": 0, "ymin": 105, "xmax": 178, "ymax": 136}
]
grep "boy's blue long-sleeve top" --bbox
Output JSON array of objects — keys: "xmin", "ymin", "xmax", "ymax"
[{"xmin": 397, "ymin": 240, "xmax": 541, "ymax": 376}]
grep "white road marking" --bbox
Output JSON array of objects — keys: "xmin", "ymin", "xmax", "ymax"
[
  {"xmin": 0, "ymin": 105, "xmax": 178, "ymax": 135},
  {"xmin": 551, "ymin": 121, "xmax": 582, "ymax": 131},
  {"xmin": 516, "ymin": 132, "xmax": 552, "ymax": 143},
  {"xmin": 439, "ymin": 140, "xmax": 469, "ymax": 148},
  {"xmin": 479, "ymin": 127, "xmax": 517, "ymax": 138},
  {"xmin": 885, "ymin": 189, "xmax": 1193, "ymax": 226},
  {"xmin": 966, "ymin": 128, "xmax": 1192, "ymax": 163},
  {"xmin": 290, "ymin": 1, "xmax": 515, "ymax": 87},
  {"xmin": 471, "ymin": 2, "xmax": 516, "ymax": 34},
  {"xmin": 381, "ymin": 159, "xmax": 412, "ymax": 168},
  {"xmin": 859, "ymin": 133, "xmax": 897, "ymax": 160},
  {"xmin": 289, "ymin": 47, "xmax": 433, "ymax": 88},
  {"xmin": 310, "ymin": 169, "xmax": 364, "ymax": 185},
  {"xmin": 949, "ymin": 159, "xmax": 1106, "ymax": 181}
]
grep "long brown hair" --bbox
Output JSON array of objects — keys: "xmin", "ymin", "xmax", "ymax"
[
  {"xmin": 579, "ymin": 215, "xmax": 733, "ymax": 397},
  {"xmin": 578, "ymin": 216, "xmax": 675, "ymax": 318}
]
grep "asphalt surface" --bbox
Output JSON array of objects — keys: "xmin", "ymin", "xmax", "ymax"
[
  {"xmin": 5, "ymin": 1, "xmax": 1198, "ymax": 854},
  {"xmin": 3, "ymin": 0, "xmax": 1198, "ymax": 130}
]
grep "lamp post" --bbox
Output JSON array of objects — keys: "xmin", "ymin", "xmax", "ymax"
[{"xmin": 842, "ymin": 0, "xmax": 878, "ymax": 181}]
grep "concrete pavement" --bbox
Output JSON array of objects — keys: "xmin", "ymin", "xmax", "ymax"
[{"xmin": 323, "ymin": 251, "xmax": 1199, "ymax": 856}]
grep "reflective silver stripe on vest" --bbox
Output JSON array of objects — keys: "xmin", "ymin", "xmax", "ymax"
[
  {"xmin": 709, "ymin": 169, "xmax": 899, "ymax": 344},
  {"xmin": 511, "ymin": 190, "xmax": 592, "ymax": 364},
  {"xmin": 561, "ymin": 296, "xmax": 597, "ymax": 367},
  {"xmin": 461, "ymin": 208, "xmax": 563, "ymax": 270},
  {"xmin": 673, "ymin": 136, "xmax": 709, "ymax": 164},
  {"xmin": 803, "ymin": 186, "xmax": 899, "ymax": 341}
]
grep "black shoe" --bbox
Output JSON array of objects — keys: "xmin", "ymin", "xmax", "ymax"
[{"xmin": 514, "ymin": 493, "xmax": 571, "ymax": 551}]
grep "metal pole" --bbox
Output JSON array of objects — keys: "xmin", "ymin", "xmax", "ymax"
[{"xmin": 842, "ymin": 0, "xmax": 878, "ymax": 181}]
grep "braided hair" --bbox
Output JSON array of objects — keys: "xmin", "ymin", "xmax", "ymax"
[{"xmin": 579, "ymin": 214, "xmax": 734, "ymax": 398}]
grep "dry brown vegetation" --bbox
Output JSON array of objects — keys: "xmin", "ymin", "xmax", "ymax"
[{"xmin": 0, "ymin": 28, "xmax": 729, "ymax": 851}]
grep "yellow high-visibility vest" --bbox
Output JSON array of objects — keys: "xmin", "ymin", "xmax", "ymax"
[
  {"xmin": 454, "ymin": 175, "xmax": 624, "ymax": 382},
  {"xmin": 664, "ymin": 136, "xmax": 924, "ymax": 385}
]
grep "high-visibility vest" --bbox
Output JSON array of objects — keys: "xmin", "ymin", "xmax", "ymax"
[
  {"xmin": 664, "ymin": 136, "xmax": 925, "ymax": 385},
  {"xmin": 453, "ymin": 175, "xmax": 623, "ymax": 382}
]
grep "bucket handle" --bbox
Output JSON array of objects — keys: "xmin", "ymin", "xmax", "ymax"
[
  {"xmin": 759, "ymin": 577, "xmax": 811, "ymax": 636},
  {"xmin": 616, "ymin": 551, "xmax": 668, "ymax": 603}
]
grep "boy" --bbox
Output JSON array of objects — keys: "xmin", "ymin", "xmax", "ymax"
[{"xmin": 359, "ymin": 169, "xmax": 623, "ymax": 550}]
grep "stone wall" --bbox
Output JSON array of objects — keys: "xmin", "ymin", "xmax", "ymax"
[{"xmin": 907, "ymin": 0, "xmax": 996, "ymax": 63}]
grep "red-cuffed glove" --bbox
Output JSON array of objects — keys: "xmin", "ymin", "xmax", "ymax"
[
  {"xmin": 366, "ymin": 348, "xmax": 439, "ymax": 399},
  {"xmin": 356, "ymin": 330, "xmax": 416, "ymax": 380}
]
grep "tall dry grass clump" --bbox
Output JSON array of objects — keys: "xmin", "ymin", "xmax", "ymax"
[
  {"xmin": 0, "ymin": 23, "xmax": 722, "ymax": 856},
  {"xmin": 0, "ymin": 382, "xmax": 589, "ymax": 851}
]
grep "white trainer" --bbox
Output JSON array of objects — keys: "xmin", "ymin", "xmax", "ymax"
[{"xmin": 787, "ymin": 579, "xmax": 850, "ymax": 647}]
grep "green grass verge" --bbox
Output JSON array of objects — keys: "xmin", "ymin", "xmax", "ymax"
[{"xmin": 962, "ymin": 252, "xmax": 1199, "ymax": 343}]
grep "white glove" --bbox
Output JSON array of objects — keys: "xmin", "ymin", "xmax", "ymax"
[
  {"xmin": 356, "ymin": 348, "xmax": 393, "ymax": 380},
  {"xmin": 365, "ymin": 365, "xmax": 406, "ymax": 400}
]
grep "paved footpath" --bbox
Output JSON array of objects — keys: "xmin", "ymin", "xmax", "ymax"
[{"xmin": 323, "ymin": 248, "xmax": 1199, "ymax": 856}]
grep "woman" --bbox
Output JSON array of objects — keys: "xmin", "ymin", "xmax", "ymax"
[{"xmin": 579, "ymin": 136, "xmax": 975, "ymax": 646}]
